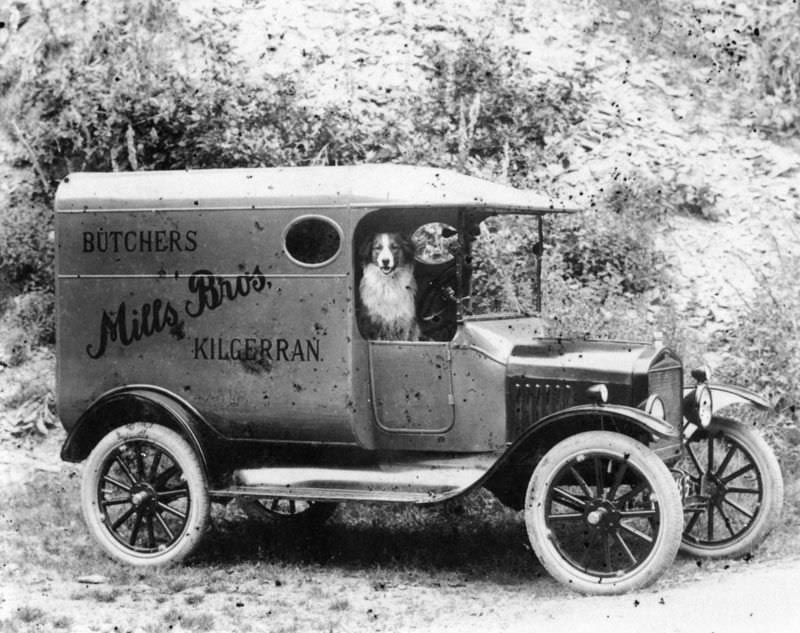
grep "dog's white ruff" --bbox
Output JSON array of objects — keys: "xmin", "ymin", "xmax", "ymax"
[{"xmin": 359, "ymin": 263, "xmax": 418, "ymax": 340}]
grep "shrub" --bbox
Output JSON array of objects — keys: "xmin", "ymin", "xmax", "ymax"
[
  {"xmin": 11, "ymin": 0, "xmax": 376, "ymax": 188},
  {"xmin": 468, "ymin": 167, "xmax": 671, "ymax": 319},
  {"xmin": 1, "ymin": 290, "xmax": 54, "ymax": 366},
  {"xmin": 468, "ymin": 216, "xmax": 542, "ymax": 315},
  {"xmin": 715, "ymin": 245, "xmax": 800, "ymax": 476},
  {"xmin": 0, "ymin": 179, "xmax": 54, "ymax": 293},
  {"xmin": 408, "ymin": 33, "xmax": 593, "ymax": 179},
  {"xmin": 553, "ymin": 171, "xmax": 668, "ymax": 295},
  {"xmin": 9, "ymin": 290, "xmax": 55, "ymax": 346},
  {"xmin": 748, "ymin": 1, "xmax": 800, "ymax": 134}
]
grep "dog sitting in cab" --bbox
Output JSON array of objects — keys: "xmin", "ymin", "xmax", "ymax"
[{"xmin": 358, "ymin": 232, "xmax": 420, "ymax": 341}]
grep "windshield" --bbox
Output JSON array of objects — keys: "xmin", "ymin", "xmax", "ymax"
[{"xmin": 464, "ymin": 215, "xmax": 544, "ymax": 318}]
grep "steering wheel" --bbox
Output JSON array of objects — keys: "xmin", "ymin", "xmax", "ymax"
[{"xmin": 418, "ymin": 262, "xmax": 459, "ymax": 341}]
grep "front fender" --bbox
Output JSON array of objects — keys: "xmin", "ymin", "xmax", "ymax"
[
  {"xmin": 527, "ymin": 403, "xmax": 679, "ymax": 440},
  {"xmin": 683, "ymin": 383, "xmax": 770, "ymax": 414},
  {"xmin": 60, "ymin": 384, "xmax": 222, "ymax": 473},
  {"xmin": 482, "ymin": 403, "xmax": 678, "ymax": 510}
]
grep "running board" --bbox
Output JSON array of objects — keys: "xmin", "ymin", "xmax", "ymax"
[{"xmin": 209, "ymin": 454, "xmax": 497, "ymax": 505}]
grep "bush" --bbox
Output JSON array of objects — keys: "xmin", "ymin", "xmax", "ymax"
[
  {"xmin": 553, "ymin": 172, "xmax": 668, "ymax": 295},
  {"xmin": 467, "ymin": 167, "xmax": 670, "ymax": 318},
  {"xmin": 10, "ymin": 289, "xmax": 55, "ymax": 346},
  {"xmin": 715, "ymin": 246, "xmax": 800, "ymax": 476},
  {"xmin": 748, "ymin": 2, "xmax": 800, "ymax": 134},
  {"xmin": 468, "ymin": 216, "xmax": 542, "ymax": 315},
  {"xmin": 11, "ymin": 0, "xmax": 376, "ymax": 188},
  {"xmin": 1, "ymin": 290, "xmax": 54, "ymax": 366},
  {"xmin": 0, "ymin": 179, "xmax": 54, "ymax": 292},
  {"xmin": 408, "ymin": 33, "xmax": 593, "ymax": 180}
]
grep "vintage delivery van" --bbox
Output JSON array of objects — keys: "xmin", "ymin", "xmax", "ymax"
[{"xmin": 55, "ymin": 165, "xmax": 783, "ymax": 594}]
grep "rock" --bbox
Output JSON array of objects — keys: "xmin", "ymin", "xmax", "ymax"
[{"xmin": 77, "ymin": 574, "xmax": 109, "ymax": 585}]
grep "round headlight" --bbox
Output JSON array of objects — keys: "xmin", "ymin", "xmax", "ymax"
[
  {"xmin": 696, "ymin": 384, "xmax": 712, "ymax": 427},
  {"xmin": 644, "ymin": 394, "xmax": 666, "ymax": 420}
]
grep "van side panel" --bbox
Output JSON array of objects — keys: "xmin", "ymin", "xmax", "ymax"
[{"xmin": 56, "ymin": 207, "xmax": 356, "ymax": 445}]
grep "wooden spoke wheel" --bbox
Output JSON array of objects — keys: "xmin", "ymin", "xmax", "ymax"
[
  {"xmin": 81, "ymin": 423, "xmax": 209, "ymax": 565},
  {"xmin": 525, "ymin": 431, "xmax": 682, "ymax": 595},
  {"xmin": 679, "ymin": 417, "xmax": 783, "ymax": 558}
]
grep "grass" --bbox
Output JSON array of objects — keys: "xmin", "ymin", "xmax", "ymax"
[
  {"xmin": 5, "ymin": 465, "xmax": 799, "ymax": 582},
  {"xmin": 15, "ymin": 607, "xmax": 44, "ymax": 624},
  {"xmin": 51, "ymin": 615, "xmax": 72, "ymax": 629},
  {"xmin": 1, "ymin": 446, "xmax": 799, "ymax": 632},
  {"xmin": 162, "ymin": 608, "xmax": 215, "ymax": 631},
  {"xmin": 87, "ymin": 588, "xmax": 121, "ymax": 603}
]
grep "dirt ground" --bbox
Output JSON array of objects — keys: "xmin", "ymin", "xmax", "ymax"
[
  {"xmin": 1, "ymin": 432, "xmax": 799, "ymax": 633},
  {"xmin": 1, "ymin": 554, "xmax": 799, "ymax": 633}
]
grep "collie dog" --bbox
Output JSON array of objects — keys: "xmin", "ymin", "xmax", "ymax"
[{"xmin": 358, "ymin": 232, "xmax": 420, "ymax": 341}]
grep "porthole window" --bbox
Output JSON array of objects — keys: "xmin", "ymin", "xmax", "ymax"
[
  {"xmin": 283, "ymin": 215, "xmax": 342, "ymax": 267},
  {"xmin": 411, "ymin": 222, "xmax": 459, "ymax": 264}
]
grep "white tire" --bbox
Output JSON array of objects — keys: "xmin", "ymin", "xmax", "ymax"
[
  {"xmin": 525, "ymin": 431, "xmax": 682, "ymax": 595},
  {"xmin": 81, "ymin": 423, "xmax": 209, "ymax": 565},
  {"xmin": 679, "ymin": 417, "xmax": 783, "ymax": 558}
]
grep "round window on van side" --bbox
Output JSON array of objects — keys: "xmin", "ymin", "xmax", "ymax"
[{"xmin": 283, "ymin": 216, "xmax": 343, "ymax": 267}]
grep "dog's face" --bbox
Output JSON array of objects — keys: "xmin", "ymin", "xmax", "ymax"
[{"xmin": 361, "ymin": 233, "xmax": 415, "ymax": 275}]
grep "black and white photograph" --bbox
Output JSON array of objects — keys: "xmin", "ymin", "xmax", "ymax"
[{"xmin": 0, "ymin": 1, "xmax": 798, "ymax": 631}]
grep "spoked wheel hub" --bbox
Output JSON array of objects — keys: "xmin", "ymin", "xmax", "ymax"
[
  {"xmin": 584, "ymin": 502, "xmax": 618, "ymax": 529},
  {"xmin": 82, "ymin": 423, "xmax": 210, "ymax": 566},
  {"xmin": 525, "ymin": 431, "xmax": 683, "ymax": 595},
  {"xmin": 678, "ymin": 418, "xmax": 784, "ymax": 559},
  {"xmin": 96, "ymin": 439, "xmax": 192, "ymax": 554},
  {"xmin": 701, "ymin": 473, "xmax": 728, "ymax": 505},
  {"xmin": 543, "ymin": 456, "xmax": 664, "ymax": 578},
  {"xmin": 129, "ymin": 483, "xmax": 158, "ymax": 513}
]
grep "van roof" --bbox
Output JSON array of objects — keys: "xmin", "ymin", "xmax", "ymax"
[{"xmin": 55, "ymin": 164, "xmax": 578, "ymax": 214}]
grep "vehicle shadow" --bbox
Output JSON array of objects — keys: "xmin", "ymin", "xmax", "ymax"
[{"xmin": 197, "ymin": 495, "xmax": 546, "ymax": 584}]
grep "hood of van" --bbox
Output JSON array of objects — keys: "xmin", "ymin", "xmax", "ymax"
[{"xmin": 459, "ymin": 316, "xmax": 656, "ymax": 385}]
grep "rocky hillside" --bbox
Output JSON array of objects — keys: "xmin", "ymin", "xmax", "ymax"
[{"xmin": 167, "ymin": 0, "xmax": 800, "ymax": 354}]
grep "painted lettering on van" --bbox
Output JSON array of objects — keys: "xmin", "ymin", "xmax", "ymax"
[
  {"xmin": 185, "ymin": 267, "xmax": 267, "ymax": 318},
  {"xmin": 86, "ymin": 266, "xmax": 267, "ymax": 359},
  {"xmin": 86, "ymin": 299, "xmax": 180, "ymax": 359},
  {"xmin": 82, "ymin": 229, "xmax": 198, "ymax": 253},
  {"xmin": 192, "ymin": 337, "xmax": 320, "ymax": 362}
]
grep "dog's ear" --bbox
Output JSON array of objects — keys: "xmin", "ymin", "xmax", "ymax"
[
  {"xmin": 398, "ymin": 234, "xmax": 417, "ymax": 263},
  {"xmin": 358, "ymin": 234, "xmax": 374, "ymax": 263}
]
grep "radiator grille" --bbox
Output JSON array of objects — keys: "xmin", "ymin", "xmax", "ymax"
[{"xmin": 648, "ymin": 359, "xmax": 683, "ymax": 428}]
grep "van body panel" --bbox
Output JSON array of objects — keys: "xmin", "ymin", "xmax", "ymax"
[{"xmin": 56, "ymin": 201, "xmax": 356, "ymax": 444}]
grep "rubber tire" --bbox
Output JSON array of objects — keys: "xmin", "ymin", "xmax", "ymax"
[
  {"xmin": 239, "ymin": 498, "xmax": 337, "ymax": 527},
  {"xmin": 525, "ymin": 431, "xmax": 683, "ymax": 595},
  {"xmin": 679, "ymin": 417, "xmax": 784, "ymax": 558},
  {"xmin": 81, "ymin": 423, "xmax": 210, "ymax": 566}
]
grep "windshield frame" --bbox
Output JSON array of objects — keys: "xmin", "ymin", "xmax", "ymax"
[{"xmin": 457, "ymin": 208, "xmax": 572, "ymax": 323}]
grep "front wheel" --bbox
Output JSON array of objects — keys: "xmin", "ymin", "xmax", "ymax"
[
  {"xmin": 80, "ymin": 423, "xmax": 210, "ymax": 565},
  {"xmin": 678, "ymin": 417, "xmax": 783, "ymax": 558},
  {"xmin": 525, "ymin": 431, "xmax": 683, "ymax": 595}
]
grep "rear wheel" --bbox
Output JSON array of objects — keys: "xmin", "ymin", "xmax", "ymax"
[
  {"xmin": 240, "ymin": 498, "xmax": 337, "ymax": 526},
  {"xmin": 679, "ymin": 417, "xmax": 783, "ymax": 558},
  {"xmin": 81, "ymin": 423, "xmax": 209, "ymax": 565},
  {"xmin": 525, "ymin": 431, "xmax": 682, "ymax": 595}
]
